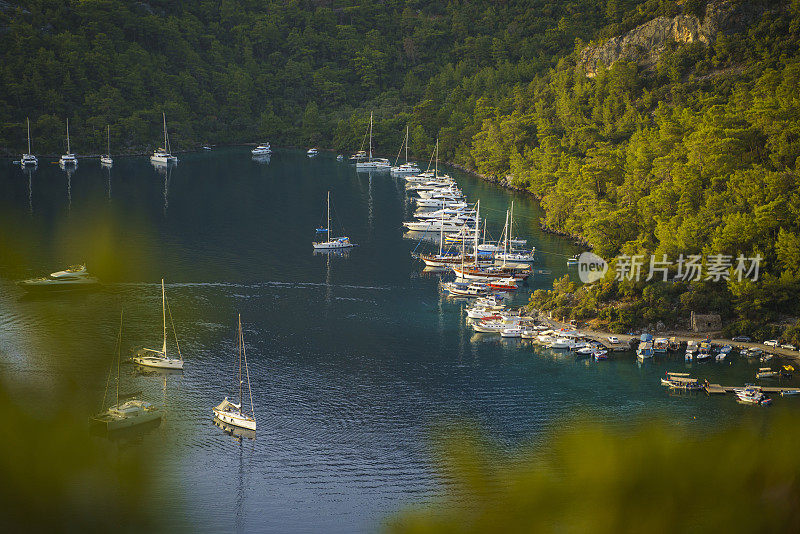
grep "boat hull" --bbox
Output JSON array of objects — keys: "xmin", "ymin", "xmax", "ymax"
[
  {"xmin": 212, "ymin": 408, "xmax": 256, "ymax": 431},
  {"xmin": 131, "ymin": 354, "xmax": 184, "ymax": 370}
]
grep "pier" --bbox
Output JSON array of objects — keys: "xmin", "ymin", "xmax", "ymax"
[{"xmin": 704, "ymin": 383, "xmax": 799, "ymax": 395}]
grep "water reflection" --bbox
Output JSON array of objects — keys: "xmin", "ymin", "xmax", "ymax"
[
  {"xmin": 213, "ymin": 417, "xmax": 256, "ymax": 441},
  {"xmin": 102, "ymin": 162, "xmax": 112, "ymax": 200},
  {"xmin": 60, "ymin": 162, "xmax": 76, "ymax": 208},
  {"xmin": 251, "ymin": 155, "xmax": 270, "ymax": 165},
  {"xmin": 151, "ymin": 161, "xmax": 174, "ymax": 214},
  {"xmin": 21, "ymin": 165, "xmax": 35, "ymax": 213}
]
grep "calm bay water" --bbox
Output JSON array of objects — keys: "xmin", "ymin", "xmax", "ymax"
[{"xmin": 0, "ymin": 148, "xmax": 795, "ymax": 532}]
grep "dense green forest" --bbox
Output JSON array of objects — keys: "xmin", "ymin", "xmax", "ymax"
[{"xmin": 2, "ymin": 0, "xmax": 799, "ymax": 338}]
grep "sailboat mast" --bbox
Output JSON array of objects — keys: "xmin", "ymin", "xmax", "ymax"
[
  {"xmin": 161, "ymin": 278, "xmax": 167, "ymax": 357},
  {"xmin": 503, "ymin": 209, "xmax": 509, "ymax": 267},
  {"xmin": 510, "ymin": 201, "xmax": 514, "ymax": 246},
  {"xmin": 241, "ymin": 317, "xmax": 255, "ymax": 417},
  {"xmin": 107, "ymin": 125, "xmax": 110, "ymax": 155},
  {"xmin": 238, "ymin": 314, "xmax": 243, "ymax": 414},
  {"xmin": 439, "ymin": 209, "xmax": 444, "ymax": 256},
  {"xmin": 66, "ymin": 119, "xmax": 70, "ymax": 154},
  {"xmin": 163, "ymin": 112, "xmax": 167, "ymax": 150},
  {"xmin": 474, "ymin": 200, "xmax": 480, "ymax": 264},
  {"xmin": 405, "ymin": 125, "xmax": 409, "ymax": 162},
  {"xmin": 434, "ymin": 138, "xmax": 438, "ymax": 178},
  {"xmin": 117, "ymin": 309, "xmax": 123, "ymax": 407},
  {"xmin": 27, "ymin": 118, "xmax": 31, "ymax": 154},
  {"xmin": 369, "ymin": 112, "xmax": 373, "ymax": 161},
  {"xmin": 327, "ymin": 191, "xmax": 331, "ymax": 243}
]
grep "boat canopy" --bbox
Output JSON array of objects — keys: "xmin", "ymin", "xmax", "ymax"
[{"xmin": 214, "ymin": 398, "xmax": 241, "ymax": 412}]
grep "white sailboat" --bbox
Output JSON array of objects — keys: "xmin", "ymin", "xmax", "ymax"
[
  {"xmin": 390, "ymin": 125, "xmax": 420, "ymax": 175},
  {"xmin": 20, "ymin": 117, "xmax": 38, "ymax": 166},
  {"xmin": 131, "ymin": 279, "xmax": 185, "ymax": 370},
  {"xmin": 356, "ymin": 112, "xmax": 391, "ymax": 171},
  {"xmin": 90, "ymin": 310, "xmax": 162, "ymax": 431},
  {"xmin": 100, "ymin": 124, "xmax": 113, "ymax": 166},
  {"xmin": 150, "ymin": 112, "xmax": 178, "ymax": 165},
  {"xmin": 213, "ymin": 314, "xmax": 257, "ymax": 431},
  {"xmin": 59, "ymin": 119, "xmax": 78, "ymax": 167},
  {"xmin": 251, "ymin": 142, "xmax": 271, "ymax": 155},
  {"xmin": 313, "ymin": 191, "xmax": 356, "ymax": 250}
]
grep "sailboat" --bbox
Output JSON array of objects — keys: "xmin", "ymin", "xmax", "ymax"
[
  {"xmin": 20, "ymin": 117, "xmax": 38, "ymax": 166},
  {"xmin": 355, "ymin": 112, "xmax": 391, "ymax": 171},
  {"xmin": 59, "ymin": 119, "xmax": 78, "ymax": 167},
  {"xmin": 90, "ymin": 310, "xmax": 162, "ymax": 431},
  {"xmin": 390, "ymin": 125, "xmax": 420, "ymax": 175},
  {"xmin": 213, "ymin": 314, "xmax": 256, "ymax": 431},
  {"xmin": 131, "ymin": 279, "xmax": 185, "ymax": 370},
  {"xmin": 495, "ymin": 201, "xmax": 535, "ymax": 263},
  {"xmin": 312, "ymin": 191, "xmax": 356, "ymax": 250},
  {"xmin": 150, "ymin": 112, "xmax": 178, "ymax": 165},
  {"xmin": 100, "ymin": 124, "xmax": 113, "ymax": 166}
]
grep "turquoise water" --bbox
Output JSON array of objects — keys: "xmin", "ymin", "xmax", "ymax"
[{"xmin": 0, "ymin": 148, "xmax": 795, "ymax": 532}]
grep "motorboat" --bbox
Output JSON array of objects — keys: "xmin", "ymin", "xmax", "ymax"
[
  {"xmin": 59, "ymin": 118, "xmax": 78, "ymax": 166},
  {"xmin": 443, "ymin": 280, "xmax": 488, "ymax": 298},
  {"xmin": 307, "ymin": 147, "xmax": 319, "ymax": 157},
  {"xmin": 637, "ymin": 342, "xmax": 654, "ymax": 360},
  {"xmin": 251, "ymin": 143, "xmax": 272, "ymax": 155},
  {"xmin": 90, "ymin": 311, "xmax": 162, "ymax": 431},
  {"xmin": 593, "ymin": 349, "xmax": 609, "ymax": 360},
  {"xmin": 653, "ymin": 338, "xmax": 669, "ymax": 353},
  {"xmin": 756, "ymin": 367, "xmax": 778, "ymax": 379},
  {"xmin": 549, "ymin": 338, "xmax": 572, "ymax": 349},
  {"xmin": 501, "ymin": 327, "xmax": 523, "ymax": 338},
  {"xmin": 212, "ymin": 314, "xmax": 257, "ymax": 431},
  {"xmin": 336, "ymin": 154, "xmax": 344, "ymax": 161},
  {"xmin": 495, "ymin": 250, "xmax": 535, "ymax": 263},
  {"xmin": 20, "ymin": 117, "xmax": 38, "ymax": 166},
  {"xmin": 19, "ymin": 264, "xmax": 100, "ymax": 291},
  {"xmin": 313, "ymin": 191, "xmax": 356, "ymax": 250},
  {"xmin": 150, "ymin": 113, "xmax": 178, "ymax": 164},
  {"xmin": 487, "ymin": 277, "xmax": 518, "ymax": 291},
  {"xmin": 735, "ymin": 386, "xmax": 772, "ymax": 406},
  {"xmin": 131, "ymin": 279, "xmax": 185, "ymax": 370}
]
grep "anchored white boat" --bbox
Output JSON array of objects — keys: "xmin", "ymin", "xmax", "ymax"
[
  {"xmin": 356, "ymin": 112, "xmax": 391, "ymax": 171},
  {"xmin": 131, "ymin": 279, "xmax": 185, "ymax": 370},
  {"xmin": 313, "ymin": 191, "xmax": 356, "ymax": 250},
  {"xmin": 213, "ymin": 314, "xmax": 257, "ymax": 431},
  {"xmin": 252, "ymin": 143, "xmax": 272, "ymax": 155},
  {"xmin": 307, "ymin": 147, "xmax": 319, "ymax": 157},
  {"xmin": 100, "ymin": 124, "xmax": 113, "ymax": 166},
  {"xmin": 150, "ymin": 113, "xmax": 178, "ymax": 165},
  {"xmin": 20, "ymin": 117, "xmax": 38, "ymax": 166},
  {"xmin": 90, "ymin": 311, "xmax": 162, "ymax": 431},
  {"xmin": 59, "ymin": 119, "xmax": 78, "ymax": 167},
  {"xmin": 19, "ymin": 264, "xmax": 100, "ymax": 291},
  {"xmin": 390, "ymin": 125, "xmax": 420, "ymax": 175}
]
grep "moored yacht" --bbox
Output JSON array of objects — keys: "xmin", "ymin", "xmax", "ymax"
[
  {"xmin": 356, "ymin": 112, "xmax": 391, "ymax": 171},
  {"xmin": 90, "ymin": 311, "xmax": 162, "ymax": 431},
  {"xmin": 150, "ymin": 113, "xmax": 178, "ymax": 165},
  {"xmin": 20, "ymin": 117, "xmax": 38, "ymax": 166},
  {"xmin": 307, "ymin": 147, "xmax": 319, "ymax": 157},
  {"xmin": 213, "ymin": 314, "xmax": 257, "ymax": 431},
  {"xmin": 19, "ymin": 264, "xmax": 100, "ymax": 291},
  {"xmin": 131, "ymin": 279, "xmax": 185, "ymax": 370},
  {"xmin": 100, "ymin": 124, "xmax": 113, "ymax": 166},
  {"xmin": 391, "ymin": 125, "xmax": 420, "ymax": 175},
  {"xmin": 59, "ymin": 119, "xmax": 77, "ymax": 166},
  {"xmin": 313, "ymin": 191, "xmax": 356, "ymax": 250},
  {"xmin": 252, "ymin": 142, "xmax": 272, "ymax": 155}
]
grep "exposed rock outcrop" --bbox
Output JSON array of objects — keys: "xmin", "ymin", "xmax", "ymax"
[{"xmin": 579, "ymin": 0, "xmax": 769, "ymax": 77}]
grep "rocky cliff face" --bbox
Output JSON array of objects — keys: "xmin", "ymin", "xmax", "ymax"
[{"xmin": 579, "ymin": 0, "xmax": 768, "ymax": 77}]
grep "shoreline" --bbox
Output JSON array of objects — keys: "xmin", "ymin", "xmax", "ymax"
[{"xmin": 538, "ymin": 314, "xmax": 800, "ymax": 361}]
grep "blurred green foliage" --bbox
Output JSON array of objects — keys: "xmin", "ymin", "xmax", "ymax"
[
  {"xmin": 0, "ymin": 379, "xmax": 164, "ymax": 532},
  {"xmin": 387, "ymin": 413, "xmax": 800, "ymax": 533}
]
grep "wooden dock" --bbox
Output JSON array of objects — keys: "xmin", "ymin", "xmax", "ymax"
[{"xmin": 704, "ymin": 383, "xmax": 799, "ymax": 395}]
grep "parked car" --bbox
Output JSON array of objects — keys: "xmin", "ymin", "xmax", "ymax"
[
  {"xmin": 764, "ymin": 340, "xmax": 779, "ymax": 347},
  {"xmin": 732, "ymin": 336, "xmax": 751, "ymax": 342},
  {"xmin": 607, "ymin": 336, "xmax": 620, "ymax": 344},
  {"xmin": 781, "ymin": 344, "xmax": 798, "ymax": 351}
]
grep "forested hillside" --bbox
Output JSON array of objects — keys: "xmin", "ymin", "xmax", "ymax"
[
  {"xmin": 0, "ymin": 0, "xmax": 653, "ymax": 154},
  {"xmin": 2, "ymin": 0, "xmax": 799, "ymax": 337}
]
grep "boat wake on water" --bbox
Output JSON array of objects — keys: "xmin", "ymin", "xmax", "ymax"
[{"xmin": 108, "ymin": 281, "xmax": 392, "ymax": 292}]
